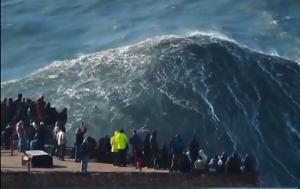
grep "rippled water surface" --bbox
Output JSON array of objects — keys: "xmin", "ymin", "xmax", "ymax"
[{"xmin": 1, "ymin": 0, "xmax": 300, "ymax": 80}]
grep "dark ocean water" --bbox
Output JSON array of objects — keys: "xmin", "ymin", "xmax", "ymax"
[
  {"xmin": 1, "ymin": 0, "xmax": 300, "ymax": 80},
  {"xmin": 1, "ymin": 0, "xmax": 300, "ymax": 187}
]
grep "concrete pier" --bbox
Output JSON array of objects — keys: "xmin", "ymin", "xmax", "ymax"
[{"xmin": 1, "ymin": 150, "xmax": 259, "ymax": 188}]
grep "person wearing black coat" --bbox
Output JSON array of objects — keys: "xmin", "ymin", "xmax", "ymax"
[
  {"xmin": 80, "ymin": 138, "xmax": 90, "ymax": 173},
  {"xmin": 225, "ymin": 152, "xmax": 242, "ymax": 174},
  {"xmin": 129, "ymin": 130, "xmax": 142, "ymax": 169},
  {"xmin": 143, "ymin": 133, "xmax": 151, "ymax": 167},
  {"xmin": 149, "ymin": 130, "xmax": 159, "ymax": 168},
  {"xmin": 189, "ymin": 135, "xmax": 199, "ymax": 166},
  {"xmin": 3, "ymin": 124, "xmax": 13, "ymax": 150},
  {"xmin": 242, "ymin": 154, "xmax": 255, "ymax": 173},
  {"xmin": 180, "ymin": 153, "xmax": 191, "ymax": 173},
  {"xmin": 155, "ymin": 144, "xmax": 169, "ymax": 169},
  {"xmin": 75, "ymin": 126, "xmax": 87, "ymax": 162}
]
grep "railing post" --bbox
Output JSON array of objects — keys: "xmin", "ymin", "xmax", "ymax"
[{"xmin": 10, "ymin": 140, "xmax": 14, "ymax": 156}]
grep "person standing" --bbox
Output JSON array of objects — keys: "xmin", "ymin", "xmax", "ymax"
[
  {"xmin": 170, "ymin": 134, "xmax": 185, "ymax": 172},
  {"xmin": 25, "ymin": 121, "xmax": 36, "ymax": 151},
  {"xmin": 225, "ymin": 151, "xmax": 242, "ymax": 174},
  {"xmin": 116, "ymin": 129, "xmax": 128, "ymax": 167},
  {"xmin": 57, "ymin": 127, "xmax": 67, "ymax": 160},
  {"xmin": 81, "ymin": 138, "xmax": 90, "ymax": 173},
  {"xmin": 30, "ymin": 122, "xmax": 45, "ymax": 150},
  {"xmin": 110, "ymin": 130, "xmax": 119, "ymax": 166},
  {"xmin": 241, "ymin": 153, "xmax": 255, "ymax": 173},
  {"xmin": 3, "ymin": 123, "xmax": 13, "ymax": 150},
  {"xmin": 75, "ymin": 126, "xmax": 87, "ymax": 162},
  {"xmin": 194, "ymin": 149, "xmax": 208, "ymax": 173},
  {"xmin": 149, "ymin": 130, "xmax": 159, "ymax": 168},
  {"xmin": 189, "ymin": 134, "xmax": 199, "ymax": 167},
  {"xmin": 156, "ymin": 143, "xmax": 169, "ymax": 169},
  {"xmin": 16, "ymin": 121, "xmax": 27, "ymax": 152},
  {"xmin": 129, "ymin": 130, "xmax": 142, "ymax": 169},
  {"xmin": 35, "ymin": 122, "xmax": 46, "ymax": 151},
  {"xmin": 52, "ymin": 122, "xmax": 60, "ymax": 156},
  {"xmin": 143, "ymin": 133, "xmax": 151, "ymax": 167}
]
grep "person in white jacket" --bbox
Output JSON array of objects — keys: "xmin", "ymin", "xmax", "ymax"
[
  {"xmin": 52, "ymin": 122, "xmax": 60, "ymax": 156},
  {"xmin": 194, "ymin": 149, "xmax": 208, "ymax": 173},
  {"xmin": 56, "ymin": 127, "xmax": 67, "ymax": 160}
]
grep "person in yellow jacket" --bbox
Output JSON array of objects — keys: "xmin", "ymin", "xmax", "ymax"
[
  {"xmin": 116, "ymin": 129, "xmax": 128, "ymax": 167},
  {"xmin": 110, "ymin": 130, "xmax": 119, "ymax": 166}
]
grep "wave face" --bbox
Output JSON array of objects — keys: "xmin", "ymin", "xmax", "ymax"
[{"xmin": 1, "ymin": 34, "xmax": 300, "ymax": 186}]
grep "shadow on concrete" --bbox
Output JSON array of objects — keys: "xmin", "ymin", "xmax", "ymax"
[{"xmin": 51, "ymin": 165, "xmax": 67, "ymax": 169}]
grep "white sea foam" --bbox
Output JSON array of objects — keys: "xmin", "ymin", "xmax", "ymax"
[{"xmin": 1, "ymin": 34, "xmax": 300, "ymax": 186}]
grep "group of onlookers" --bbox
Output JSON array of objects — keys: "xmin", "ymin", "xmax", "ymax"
[
  {"xmin": 1, "ymin": 94, "xmax": 67, "ymax": 130},
  {"xmin": 1, "ymin": 94, "xmax": 68, "ymax": 154},
  {"xmin": 70, "ymin": 128, "xmax": 256, "ymax": 174},
  {"xmin": 1, "ymin": 94, "xmax": 256, "ymax": 175}
]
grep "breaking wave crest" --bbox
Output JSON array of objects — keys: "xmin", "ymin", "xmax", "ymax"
[{"xmin": 1, "ymin": 34, "xmax": 300, "ymax": 186}]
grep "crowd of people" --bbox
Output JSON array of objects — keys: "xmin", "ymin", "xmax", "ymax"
[
  {"xmin": 1, "ymin": 94, "xmax": 67, "ymax": 153},
  {"xmin": 69, "ymin": 127, "xmax": 256, "ymax": 175},
  {"xmin": 1, "ymin": 94, "xmax": 256, "ymax": 175}
]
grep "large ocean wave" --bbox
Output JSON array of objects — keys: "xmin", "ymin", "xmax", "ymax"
[{"xmin": 1, "ymin": 34, "xmax": 300, "ymax": 186}]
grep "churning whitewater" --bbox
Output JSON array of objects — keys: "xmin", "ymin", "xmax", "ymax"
[{"xmin": 1, "ymin": 34, "xmax": 300, "ymax": 186}]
